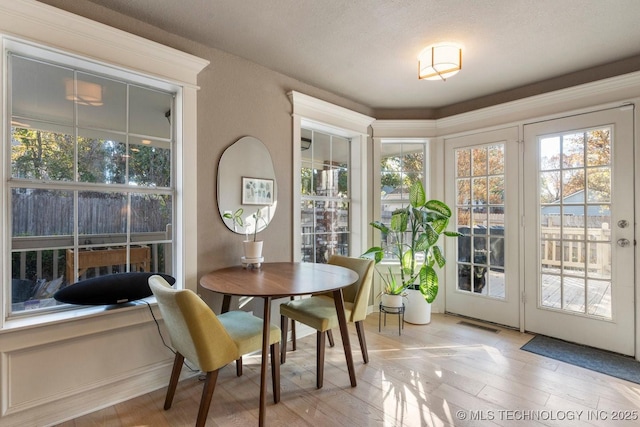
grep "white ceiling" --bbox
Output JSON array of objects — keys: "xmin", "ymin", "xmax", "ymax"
[{"xmin": 79, "ymin": 0, "xmax": 640, "ymax": 111}]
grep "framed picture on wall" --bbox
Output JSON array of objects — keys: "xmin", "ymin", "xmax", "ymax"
[{"xmin": 242, "ymin": 177, "xmax": 274, "ymax": 205}]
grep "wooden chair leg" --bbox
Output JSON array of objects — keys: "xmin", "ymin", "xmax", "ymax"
[
  {"xmin": 280, "ymin": 314, "xmax": 289, "ymax": 364},
  {"xmin": 270, "ymin": 342, "xmax": 281, "ymax": 403},
  {"xmin": 355, "ymin": 320, "xmax": 369, "ymax": 363},
  {"xmin": 289, "ymin": 296, "xmax": 296, "ymax": 351},
  {"xmin": 164, "ymin": 352, "xmax": 184, "ymax": 410},
  {"xmin": 326, "ymin": 329, "xmax": 335, "ymax": 347},
  {"xmin": 291, "ymin": 318, "xmax": 296, "ymax": 350},
  {"xmin": 316, "ymin": 330, "xmax": 325, "ymax": 389},
  {"xmin": 196, "ymin": 370, "xmax": 219, "ymax": 427},
  {"xmin": 236, "ymin": 357, "xmax": 243, "ymax": 376}
]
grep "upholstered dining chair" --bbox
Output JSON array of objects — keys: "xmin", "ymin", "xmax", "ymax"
[
  {"xmin": 148, "ymin": 275, "xmax": 281, "ymax": 427},
  {"xmin": 279, "ymin": 255, "xmax": 374, "ymax": 388}
]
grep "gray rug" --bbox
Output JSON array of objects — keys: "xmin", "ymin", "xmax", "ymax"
[{"xmin": 521, "ymin": 335, "xmax": 640, "ymax": 384}]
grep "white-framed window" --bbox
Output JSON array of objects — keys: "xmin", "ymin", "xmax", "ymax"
[
  {"xmin": 378, "ymin": 140, "xmax": 428, "ymax": 260},
  {"xmin": 289, "ymin": 91, "xmax": 374, "ymax": 262},
  {"xmin": 6, "ymin": 41, "xmax": 177, "ymax": 316},
  {"xmin": 300, "ymin": 128, "xmax": 351, "ymax": 263}
]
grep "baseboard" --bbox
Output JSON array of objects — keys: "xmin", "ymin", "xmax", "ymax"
[{"xmin": 1, "ymin": 361, "xmax": 195, "ymax": 427}]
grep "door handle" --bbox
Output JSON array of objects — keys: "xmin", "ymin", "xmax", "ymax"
[{"xmin": 617, "ymin": 238, "xmax": 631, "ymax": 247}]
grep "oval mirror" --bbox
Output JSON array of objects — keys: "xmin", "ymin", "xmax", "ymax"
[{"xmin": 217, "ymin": 136, "xmax": 277, "ymax": 236}]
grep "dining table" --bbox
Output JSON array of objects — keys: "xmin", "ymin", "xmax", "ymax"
[{"xmin": 199, "ymin": 262, "xmax": 359, "ymax": 426}]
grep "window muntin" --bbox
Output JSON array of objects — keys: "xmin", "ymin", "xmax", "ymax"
[
  {"xmin": 300, "ymin": 129, "xmax": 350, "ymax": 263},
  {"xmin": 8, "ymin": 52, "xmax": 175, "ymax": 315}
]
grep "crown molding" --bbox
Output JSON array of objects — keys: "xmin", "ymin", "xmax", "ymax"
[
  {"xmin": 289, "ymin": 91, "xmax": 375, "ymax": 136},
  {"xmin": 436, "ymin": 70, "xmax": 640, "ymax": 135},
  {"xmin": 0, "ymin": 0, "xmax": 209, "ymax": 85},
  {"xmin": 371, "ymin": 120, "xmax": 437, "ymax": 138},
  {"xmin": 373, "ymin": 70, "xmax": 640, "ymax": 138}
]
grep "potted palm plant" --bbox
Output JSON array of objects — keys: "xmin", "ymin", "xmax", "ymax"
[{"xmin": 362, "ymin": 181, "xmax": 460, "ymax": 324}]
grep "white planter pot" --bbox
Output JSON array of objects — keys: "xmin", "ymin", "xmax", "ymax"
[
  {"xmin": 404, "ymin": 288, "xmax": 431, "ymax": 324},
  {"xmin": 380, "ymin": 293, "xmax": 404, "ymax": 308},
  {"xmin": 243, "ymin": 240, "xmax": 263, "ymax": 259}
]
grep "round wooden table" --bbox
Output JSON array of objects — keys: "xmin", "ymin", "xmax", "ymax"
[{"xmin": 200, "ymin": 262, "xmax": 359, "ymax": 426}]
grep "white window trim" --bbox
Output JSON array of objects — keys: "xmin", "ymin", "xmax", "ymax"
[
  {"xmin": 289, "ymin": 91, "xmax": 374, "ymax": 260},
  {"xmin": 0, "ymin": 0, "xmax": 209, "ymax": 329}
]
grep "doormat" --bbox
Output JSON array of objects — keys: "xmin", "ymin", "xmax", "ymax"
[{"xmin": 521, "ymin": 335, "xmax": 640, "ymax": 385}]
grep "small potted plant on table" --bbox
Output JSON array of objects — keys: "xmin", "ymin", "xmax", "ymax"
[{"xmin": 223, "ymin": 208, "xmax": 267, "ymax": 262}]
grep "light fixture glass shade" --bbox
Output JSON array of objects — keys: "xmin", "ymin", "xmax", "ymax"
[
  {"xmin": 65, "ymin": 78, "xmax": 103, "ymax": 106},
  {"xmin": 418, "ymin": 44, "xmax": 462, "ymax": 81}
]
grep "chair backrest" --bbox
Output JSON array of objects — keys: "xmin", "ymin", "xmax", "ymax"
[
  {"xmin": 327, "ymin": 255, "xmax": 374, "ymax": 322},
  {"xmin": 148, "ymin": 275, "xmax": 240, "ymax": 372}
]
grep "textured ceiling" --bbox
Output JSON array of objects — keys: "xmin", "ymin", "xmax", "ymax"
[{"xmin": 67, "ymin": 0, "xmax": 640, "ymax": 110}]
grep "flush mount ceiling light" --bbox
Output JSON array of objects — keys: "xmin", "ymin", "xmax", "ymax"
[
  {"xmin": 64, "ymin": 78, "xmax": 103, "ymax": 106},
  {"xmin": 418, "ymin": 43, "xmax": 462, "ymax": 81}
]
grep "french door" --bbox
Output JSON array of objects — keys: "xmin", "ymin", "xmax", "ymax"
[
  {"xmin": 445, "ymin": 127, "xmax": 520, "ymax": 328},
  {"xmin": 523, "ymin": 106, "xmax": 635, "ymax": 355}
]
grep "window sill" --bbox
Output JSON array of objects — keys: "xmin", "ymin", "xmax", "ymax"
[{"xmin": 1, "ymin": 297, "xmax": 157, "ymax": 334}]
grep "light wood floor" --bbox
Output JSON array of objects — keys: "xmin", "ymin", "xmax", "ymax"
[{"xmin": 56, "ymin": 313, "xmax": 640, "ymax": 427}]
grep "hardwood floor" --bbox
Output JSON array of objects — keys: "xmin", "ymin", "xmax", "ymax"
[{"xmin": 56, "ymin": 313, "xmax": 640, "ymax": 426}]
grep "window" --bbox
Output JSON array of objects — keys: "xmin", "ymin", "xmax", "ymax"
[
  {"xmin": 8, "ymin": 49, "xmax": 175, "ymax": 315},
  {"xmin": 378, "ymin": 142, "xmax": 427, "ymax": 260},
  {"xmin": 300, "ymin": 128, "xmax": 350, "ymax": 263},
  {"xmin": 289, "ymin": 91, "xmax": 374, "ymax": 264}
]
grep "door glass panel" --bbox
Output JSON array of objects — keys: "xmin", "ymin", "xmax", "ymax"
[
  {"xmin": 537, "ymin": 127, "xmax": 612, "ymax": 319},
  {"xmin": 455, "ymin": 144, "xmax": 505, "ymax": 299}
]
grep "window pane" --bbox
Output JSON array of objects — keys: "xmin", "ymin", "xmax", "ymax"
[
  {"xmin": 562, "ymin": 133, "xmax": 584, "ymax": 168},
  {"xmin": 78, "ymin": 130, "xmax": 127, "ymax": 184},
  {"xmin": 540, "ymin": 136, "xmax": 560, "ymax": 171},
  {"xmin": 540, "ymin": 171, "xmax": 560, "ymax": 203},
  {"xmin": 11, "ymin": 55, "xmax": 73, "ymax": 125},
  {"xmin": 488, "ymin": 176, "xmax": 504, "ymax": 204},
  {"xmin": 301, "ymin": 164, "xmax": 313, "ymax": 195},
  {"xmin": 12, "ymin": 188, "xmax": 73, "ymax": 237},
  {"xmin": 587, "ymin": 167, "xmax": 610, "ymax": 203},
  {"xmin": 472, "ymin": 148, "xmax": 487, "ymax": 176},
  {"xmin": 129, "ymin": 85, "xmax": 172, "ymax": 139},
  {"xmin": 456, "ymin": 149, "xmax": 471, "ymax": 177},
  {"xmin": 457, "ymin": 178, "xmax": 470, "ymax": 205},
  {"xmin": 129, "ymin": 138, "xmax": 172, "ymax": 187},
  {"xmin": 78, "ymin": 191, "xmax": 127, "ymax": 244},
  {"xmin": 586, "ymin": 128, "xmax": 611, "ymax": 166},
  {"xmin": 11, "ymin": 125, "xmax": 74, "ymax": 181},
  {"xmin": 130, "ymin": 194, "xmax": 173, "ymax": 235},
  {"xmin": 401, "ymin": 144, "xmax": 424, "ymax": 172},
  {"xmin": 77, "ymin": 72, "xmax": 126, "ymax": 131},
  {"xmin": 488, "ymin": 145, "xmax": 504, "ymax": 174},
  {"xmin": 472, "ymin": 177, "xmax": 487, "ymax": 205},
  {"xmin": 562, "ymin": 169, "xmax": 584, "ymax": 199}
]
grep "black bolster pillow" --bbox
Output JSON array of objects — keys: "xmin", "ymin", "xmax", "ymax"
[{"xmin": 54, "ymin": 272, "xmax": 176, "ymax": 305}]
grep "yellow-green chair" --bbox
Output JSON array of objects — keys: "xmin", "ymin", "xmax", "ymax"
[
  {"xmin": 149, "ymin": 275, "xmax": 281, "ymax": 427},
  {"xmin": 279, "ymin": 255, "xmax": 374, "ymax": 388}
]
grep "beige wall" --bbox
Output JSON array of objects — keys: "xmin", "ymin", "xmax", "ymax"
[{"xmin": 38, "ymin": 1, "xmax": 375, "ymax": 307}]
